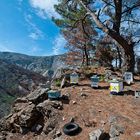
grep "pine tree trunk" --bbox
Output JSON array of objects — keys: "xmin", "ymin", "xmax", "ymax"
[
  {"xmin": 125, "ymin": 45, "xmax": 135, "ymax": 72},
  {"xmin": 84, "ymin": 46, "xmax": 89, "ymax": 66},
  {"xmin": 116, "ymin": 46, "xmax": 122, "ymax": 68}
]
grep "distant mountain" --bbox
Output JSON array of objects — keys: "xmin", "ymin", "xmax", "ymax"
[
  {"xmin": 0, "ymin": 52, "xmax": 65, "ymax": 76},
  {"xmin": 0, "ymin": 59, "xmax": 47, "ymax": 118}
]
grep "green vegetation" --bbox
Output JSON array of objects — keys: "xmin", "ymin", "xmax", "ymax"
[{"xmin": 55, "ymin": 79, "xmax": 61, "ymax": 87}]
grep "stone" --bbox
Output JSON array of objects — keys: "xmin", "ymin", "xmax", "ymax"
[
  {"xmin": 19, "ymin": 127, "xmax": 29, "ymax": 134},
  {"xmin": 70, "ymin": 117, "xmax": 75, "ymax": 123},
  {"xmin": 135, "ymin": 132, "xmax": 140, "ymax": 136},
  {"xmin": 100, "ymin": 120, "xmax": 106, "ymax": 125},
  {"xmin": 60, "ymin": 77, "xmax": 66, "ymax": 88},
  {"xmin": 36, "ymin": 100, "xmax": 63, "ymax": 116},
  {"xmin": 43, "ymin": 119, "xmax": 57, "ymax": 135},
  {"xmin": 80, "ymin": 92, "xmax": 88, "ymax": 97},
  {"xmin": 27, "ymin": 87, "xmax": 49, "ymax": 104},
  {"xmin": 108, "ymin": 116, "xmax": 117, "ymax": 124},
  {"xmin": 31, "ymin": 124, "xmax": 43, "ymax": 132},
  {"xmin": 18, "ymin": 104, "xmax": 39, "ymax": 128},
  {"xmin": 89, "ymin": 129, "xmax": 104, "ymax": 140},
  {"xmin": 109, "ymin": 124, "xmax": 125, "ymax": 138},
  {"xmin": 54, "ymin": 137, "xmax": 63, "ymax": 140},
  {"xmin": 109, "ymin": 137, "xmax": 119, "ymax": 140},
  {"xmin": 14, "ymin": 98, "xmax": 28, "ymax": 104},
  {"xmin": 0, "ymin": 135, "xmax": 6, "ymax": 140},
  {"xmin": 56, "ymin": 130, "xmax": 62, "ymax": 137},
  {"xmin": 72, "ymin": 100, "xmax": 77, "ymax": 104}
]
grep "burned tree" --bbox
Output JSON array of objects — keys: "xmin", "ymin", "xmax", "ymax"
[{"xmin": 54, "ymin": 0, "xmax": 140, "ymax": 72}]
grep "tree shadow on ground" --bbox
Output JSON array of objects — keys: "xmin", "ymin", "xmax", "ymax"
[
  {"xmin": 77, "ymin": 83, "xmax": 91, "ymax": 87},
  {"xmin": 123, "ymin": 90, "xmax": 135, "ymax": 96},
  {"xmin": 98, "ymin": 86, "xmax": 110, "ymax": 90}
]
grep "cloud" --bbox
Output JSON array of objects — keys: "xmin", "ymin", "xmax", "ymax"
[
  {"xmin": 24, "ymin": 14, "xmax": 44, "ymax": 40},
  {"xmin": 29, "ymin": 0, "xmax": 60, "ymax": 19},
  {"xmin": 28, "ymin": 32, "xmax": 40, "ymax": 40},
  {"xmin": 52, "ymin": 34, "xmax": 66, "ymax": 55}
]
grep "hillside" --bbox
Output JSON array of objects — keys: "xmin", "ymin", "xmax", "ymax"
[
  {"xmin": 0, "ymin": 59, "xmax": 47, "ymax": 118},
  {"xmin": 0, "ymin": 52, "xmax": 65, "ymax": 76},
  {"xmin": 0, "ymin": 77, "xmax": 140, "ymax": 140}
]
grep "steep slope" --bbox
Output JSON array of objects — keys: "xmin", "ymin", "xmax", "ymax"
[
  {"xmin": 0, "ymin": 52, "xmax": 65, "ymax": 75},
  {"xmin": 0, "ymin": 59, "xmax": 47, "ymax": 118}
]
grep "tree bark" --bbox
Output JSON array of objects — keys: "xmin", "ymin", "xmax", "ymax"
[
  {"xmin": 84, "ymin": 45, "xmax": 89, "ymax": 66},
  {"xmin": 116, "ymin": 46, "xmax": 122, "ymax": 68}
]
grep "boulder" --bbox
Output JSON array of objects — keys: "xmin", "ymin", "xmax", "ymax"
[
  {"xmin": 14, "ymin": 98, "xmax": 28, "ymax": 104},
  {"xmin": 18, "ymin": 104, "xmax": 41, "ymax": 128},
  {"xmin": 109, "ymin": 124, "xmax": 125, "ymax": 138},
  {"xmin": 0, "ymin": 135, "xmax": 6, "ymax": 140},
  {"xmin": 27, "ymin": 87, "xmax": 49, "ymax": 104},
  {"xmin": 89, "ymin": 129, "xmax": 104, "ymax": 140},
  {"xmin": 110, "ymin": 138, "xmax": 119, "ymax": 140},
  {"xmin": 31, "ymin": 124, "xmax": 43, "ymax": 133},
  {"xmin": 135, "ymin": 132, "xmax": 140, "ymax": 136},
  {"xmin": 6, "ymin": 102, "xmax": 43, "ymax": 133},
  {"xmin": 36, "ymin": 100, "xmax": 63, "ymax": 117},
  {"xmin": 43, "ymin": 119, "xmax": 58, "ymax": 135},
  {"xmin": 108, "ymin": 116, "xmax": 117, "ymax": 124}
]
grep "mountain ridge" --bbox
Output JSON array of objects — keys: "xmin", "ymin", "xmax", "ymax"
[{"xmin": 0, "ymin": 51, "xmax": 66, "ymax": 76}]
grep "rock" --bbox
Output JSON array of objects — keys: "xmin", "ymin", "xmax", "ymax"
[
  {"xmin": 72, "ymin": 100, "xmax": 77, "ymax": 104},
  {"xmin": 89, "ymin": 129, "xmax": 104, "ymax": 140},
  {"xmin": 55, "ymin": 130, "xmax": 62, "ymax": 137},
  {"xmin": 4, "ymin": 133, "xmax": 14, "ymax": 140},
  {"xmin": 14, "ymin": 98, "xmax": 28, "ymax": 104},
  {"xmin": 109, "ymin": 137, "xmax": 119, "ymax": 140},
  {"xmin": 109, "ymin": 124, "xmax": 125, "ymax": 138},
  {"xmin": 36, "ymin": 100, "xmax": 63, "ymax": 117},
  {"xmin": 60, "ymin": 77, "xmax": 66, "ymax": 88},
  {"xmin": 135, "ymin": 132, "xmax": 140, "ymax": 136},
  {"xmin": 19, "ymin": 126, "xmax": 29, "ymax": 134},
  {"xmin": 70, "ymin": 117, "xmax": 75, "ymax": 123},
  {"xmin": 100, "ymin": 120, "xmax": 106, "ymax": 126},
  {"xmin": 43, "ymin": 119, "xmax": 57, "ymax": 135},
  {"xmin": 27, "ymin": 87, "xmax": 49, "ymax": 104},
  {"xmin": 31, "ymin": 124, "xmax": 43, "ymax": 132},
  {"xmin": 61, "ymin": 94, "xmax": 69, "ymax": 100},
  {"xmin": 18, "ymin": 104, "xmax": 38, "ymax": 127},
  {"xmin": 39, "ymin": 83, "xmax": 50, "ymax": 89},
  {"xmin": 80, "ymin": 92, "xmax": 88, "ymax": 97},
  {"xmin": 5, "ymin": 102, "xmax": 43, "ymax": 133},
  {"xmin": 109, "ymin": 116, "xmax": 117, "ymax": 124},
  {"xmin": 0, "ymin": 135, "xmax": 6, "ymax": 140},
  {"xmin": 54, "ymin": 137, "xmax": 63, "ymax": 140}
]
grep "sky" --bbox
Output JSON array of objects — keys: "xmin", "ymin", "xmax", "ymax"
[{"xmin": 0, "ymin": 0, "xmax": 66, "ymax": 56}]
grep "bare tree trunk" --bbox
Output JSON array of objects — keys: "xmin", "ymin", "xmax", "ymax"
[
  {"xmin": 116, "ymin": 46, "xmax": 122, "ymax": 68},
  {"xmin": 84, "ymin": 46, "xmax": 89, "ymax": 66}
]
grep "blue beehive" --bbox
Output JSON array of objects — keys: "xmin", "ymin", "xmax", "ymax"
[
  {"xmin": 48, "ymin": 90, "xmax": 61, "ymax": 99},
  {"xmin": 91, "ymin": 75, "xmax": 99, "ymax": 88}
]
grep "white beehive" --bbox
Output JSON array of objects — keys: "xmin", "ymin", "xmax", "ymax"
[
  {"xmin": 124, "ymin": 72, "xmax": 133, "ymax": 84},
  {"xmin": 70, "ymin": 72, "xmax": 79, "ymax": 84},
  {"xmin": 135, "ymin": 90, "xmax": 140, "ymax": 98}
]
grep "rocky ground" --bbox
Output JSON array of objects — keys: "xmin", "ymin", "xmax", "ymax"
[{"xmin": 0, "ymin": 76, "xmax": 140, "ymax": 140}]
